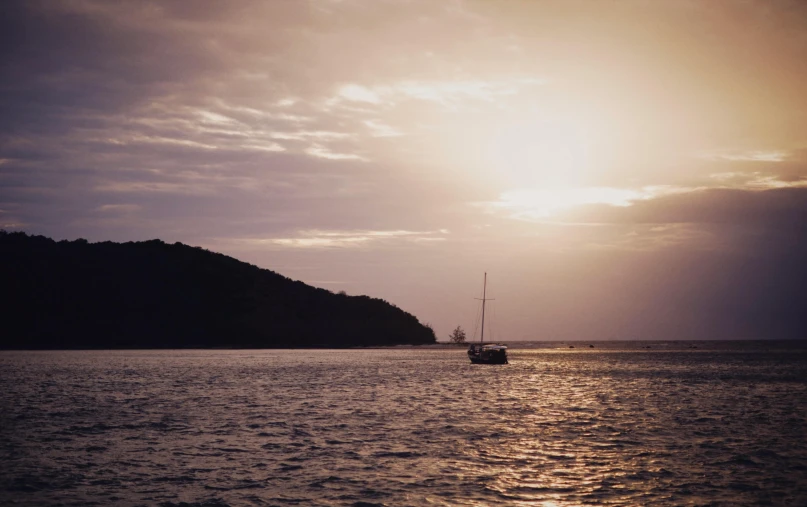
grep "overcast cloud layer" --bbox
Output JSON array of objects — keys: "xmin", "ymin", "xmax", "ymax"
[{"xmin": 2, "ymin": 0, "xmax": 806, "ymax": 340}]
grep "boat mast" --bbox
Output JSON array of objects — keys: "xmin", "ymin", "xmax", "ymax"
[{"xmin": 480, "ymin": 272, "xmax": 486, "ymax": 343}]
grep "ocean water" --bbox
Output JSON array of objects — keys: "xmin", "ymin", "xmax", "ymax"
[{"xmin": 1, "ymin": 343, "xmax": 806, "ymax": 506}]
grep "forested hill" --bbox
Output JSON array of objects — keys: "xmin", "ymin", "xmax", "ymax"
[{"xmin": 0, "ymin": 231, "xmax": 437, "ymax": 349}]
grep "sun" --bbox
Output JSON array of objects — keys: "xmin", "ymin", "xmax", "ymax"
[
  {"xmin": 485, "ymin": 116, "xmax": 593, "ymax": 190},
  {"xmin": 476, "ymin": 113, "xmax": 651, "ymax": 219}
]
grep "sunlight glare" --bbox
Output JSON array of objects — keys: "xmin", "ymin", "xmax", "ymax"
[
  {"xmin": 490, "ymin": 187, "xmax": 644, "ymax": 220},
  {"xmin": 486, "ymin": 116, "xmax": 594, "ymax": 188}
]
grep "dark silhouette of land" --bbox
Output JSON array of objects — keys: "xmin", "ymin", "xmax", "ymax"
[{"xmin": 0, "ymin": 231, "xmax": 437, "ymax": 349}]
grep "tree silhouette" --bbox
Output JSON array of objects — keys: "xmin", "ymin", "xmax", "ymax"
[
  {"xmin": 0, "ymin": 231, "xmax": 438, "ymax": 349},
  {"xmin": 449, "ymin": 325, "xmax": 467, "ymax": 344}
]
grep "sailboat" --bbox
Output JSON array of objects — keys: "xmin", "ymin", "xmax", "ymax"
[{"xmin": 467, "ymin": 272, "xmax": 508, "ymax": 364}]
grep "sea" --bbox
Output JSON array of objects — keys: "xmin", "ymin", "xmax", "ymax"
[{"xmin": 1, "ymin": 341, "xmax": 806, "ymax": 506}]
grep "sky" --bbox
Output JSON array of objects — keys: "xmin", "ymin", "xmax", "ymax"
[{"xmin": 2, "ymin": 0, "xmax": 807, "ymax": 341}]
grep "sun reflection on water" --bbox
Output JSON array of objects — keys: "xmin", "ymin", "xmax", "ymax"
[{"xmin": 1, "ymin": 348, "xmax": 805, "ymax": 506}]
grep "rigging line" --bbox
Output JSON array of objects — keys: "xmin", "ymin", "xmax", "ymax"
[
  {"xmin": 486, "ymin": 278, "xmax": 492, "ymax": 342},
  {"xmin": 471, "ymin": 278, "xmax": 482, "ymax": 342},
  {"xmin": 491, "ymin": 277, "xmax": 500, "ymax": 342},
  {"xmin": 488, "ymin": 280, "xmax": 496, "ymax": 342},
  {"xmin": 474, "ymin": 274, "xmax": 497, "ymax": 343},
  {"xmin": 492, "ymin": 297, "xmax": 499, "ymax": 342},
  {"xmin": 483, "ymin": 276, "xmax": 491, "ymax": 342},
  {"xmin": 471, "ymin": 296, "xmax": 482, "ymax": 343},
  {"xmin": 471, "ymin": 276, "xmax": 485, "ymax": 342}
]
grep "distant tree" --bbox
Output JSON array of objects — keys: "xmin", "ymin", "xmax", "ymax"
[{"xmin": 449, "ymin": 325, "xmax": 466, "ymax": 344}]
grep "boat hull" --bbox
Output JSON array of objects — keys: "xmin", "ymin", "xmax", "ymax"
[
  {"xmin": 469, "ymin": 355, "xmax": 508, "ymax": 365},
  {"xmin": 467, "ymin": 345, "xmax": 508, "ymax": 364}
]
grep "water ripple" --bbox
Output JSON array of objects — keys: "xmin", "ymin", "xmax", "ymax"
[{"xmin": 1, "ymin": 346, "xmax": 806, "ymax": 506}]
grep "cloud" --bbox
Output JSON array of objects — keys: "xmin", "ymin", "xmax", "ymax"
[
  {"xmin": 95, "ymin": 204, "xmax": 142, "ymax": 214},
  {"xmin": 363, "ymin": 120, "xmax": 403, "ymax": 138},
  {"xmin": 479, "ymin": 186, "xmax": 689, "ymax": 220},
  {"xmin": 236, "ymin": 229, "xmax": 449, "ymax": 249},
  {"xmin": 337, "ymin": 84, "xmax": 383, "ymax": 104},
  {"xmin": 304, "ymin": 145, "xmax": 366, "ymax": 161},
  {"xmin": 328, "ymin": 78, "xmax": 544, "ymax": 110},
  {"xmin": 561, "ymin": 187, "xmax": 807, "ymax": 228},
  {"xmin": 699, "ymin": 150, "xmax": 789, "ymax": 163},
  {"xmin": 470, "ymin": 185, "xmax": 807, "ymax": 255}
]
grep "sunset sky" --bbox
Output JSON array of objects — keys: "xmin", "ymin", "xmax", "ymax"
[{"xmin": 2, "ymin": 0, "xmax": 806, "ymax": 340}]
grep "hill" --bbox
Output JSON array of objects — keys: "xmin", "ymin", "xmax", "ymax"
[{"xmin": 0, "ymin": 231, "xmax": 436, "ymax": 349}]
